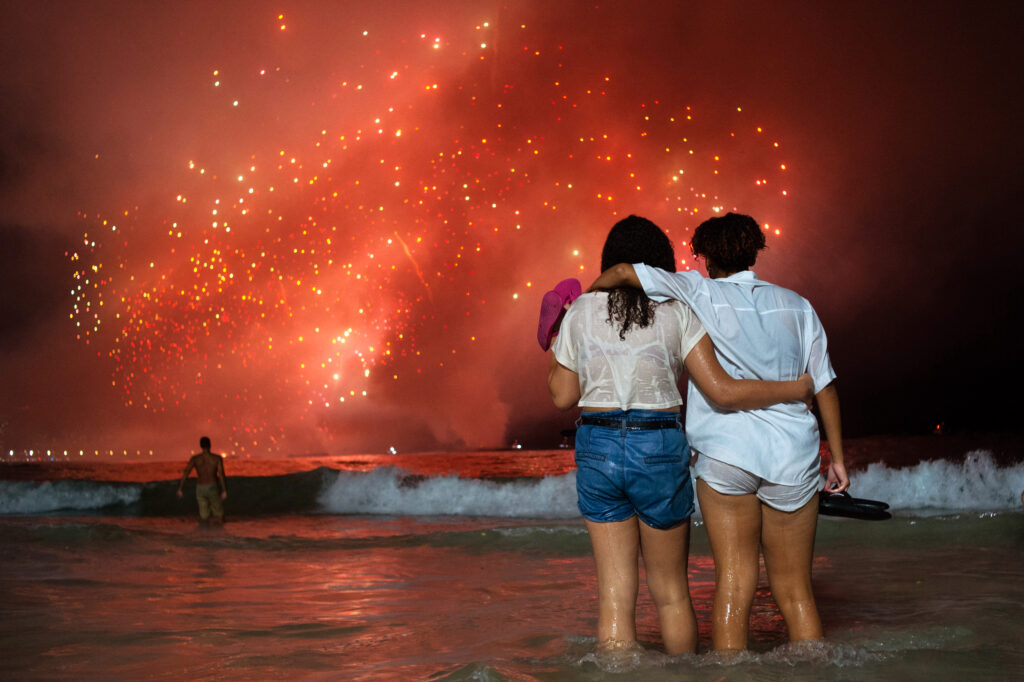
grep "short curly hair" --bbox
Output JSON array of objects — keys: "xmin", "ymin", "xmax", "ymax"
[
  {"xmin": 690, "ymin": 212, "xmax": 766, "ymax": 272},
  {"xmin": 600, "ymin": 215, "xmax": 676, "ymax": 339}
]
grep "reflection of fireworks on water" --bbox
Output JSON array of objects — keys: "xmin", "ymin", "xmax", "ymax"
[{"xmin": 67, "ymin": 11, "xmax": 791, "ymax": 455}]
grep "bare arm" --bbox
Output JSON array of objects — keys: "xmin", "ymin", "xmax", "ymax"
[
  {"xmin": 176, "ymin": 457, "xmax": 196, "ymax": 498},
  {"xmin": 588, "ymin": 263, "xmax": 640, "ymax": 292},
  {"xmin": 217, "ymin": 457, "xmax": 228, "ymax": 499},
  {"xmin": 547, "ymin": 352, "xmax": 581, "ymax": 411},
  {"xmin": 815, "ymin": 382, "xmax": 849, "ymax": 493},
  {"xmin": 684, "ymin": 335, "xmax": 813, "ymax": 410}
]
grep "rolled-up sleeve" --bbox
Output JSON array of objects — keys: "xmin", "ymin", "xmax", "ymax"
[
  {"xmin": 805, "ymin": 308, "xmax": 837, "ymax": 393},
  {"xmin": 634, "ymin": 264, "xmax": 702, "ymax": 305}
]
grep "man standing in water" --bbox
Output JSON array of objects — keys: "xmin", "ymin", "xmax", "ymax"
[{"xmin": 176, "ymin": 436, "xmax": 228, "ymax": 523}]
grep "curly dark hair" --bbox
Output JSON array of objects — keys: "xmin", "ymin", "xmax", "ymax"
[
  {"xmin": 689, "ymin": 212, "xmax": 766, "ymax": 272},
  {"xmin": 600, "ymin": 215, "xmax": 676, "ymax": 340}
]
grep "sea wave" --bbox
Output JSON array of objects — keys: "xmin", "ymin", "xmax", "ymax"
[
  {"xmin": 847, "ymin": 450, "xmax": 1024, "ymax": 514},
  {"xmin": 0, "ymin": 480, "xmax": 141, "ymax": 514},
  {"xmin": 317, "ymin": 451, "xmax": 1024, "ymax": 518},
  {"xmin": 316, "ymin": 467, "xmax": 581, "ymax": 518},
  {"xmin": 1, "ymin": 451, "xmax": 1021, "ymax": 518}
]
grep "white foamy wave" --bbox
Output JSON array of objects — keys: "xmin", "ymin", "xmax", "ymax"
[
  {"xmin": 316, "ymin": 451, "xmax": 1024, "ymax": 518},
  {"xmin": 0, "ymin": 480, "xmax": 142, "ymax": 514},
  {"xmin": 317, "ymin": 467, "xmax": 581, "ymax": 518},
  {"xmin": 843, "ymin": 450, "xmax": 1024, "ymax": 513}
]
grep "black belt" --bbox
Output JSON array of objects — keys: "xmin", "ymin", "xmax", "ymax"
[{"xmin": 579, "ymin": 416, "xmax": 679, "ymax": 430}]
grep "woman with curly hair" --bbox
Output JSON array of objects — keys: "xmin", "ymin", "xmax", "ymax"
[
  {"xmin": 589, "ymin": 212, "xmax": 849, "ymax": 653},
  {"xmin": 546, "ymin": 215, "xmax": 813, "ymax": 655}
]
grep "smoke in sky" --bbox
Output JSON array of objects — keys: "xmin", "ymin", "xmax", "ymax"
[{"xmin": 2, "ymin": 1, "xmax": 1021, "ymax": 457}]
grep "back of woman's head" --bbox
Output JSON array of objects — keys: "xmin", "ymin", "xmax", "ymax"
[
  {"xmin": 600, "ymin": 216, "xmax": 674, "ymax": 339},
  {"xmin": 690, "ymin": 212, "xmax": 765, "ymax": 272},
  {"xmin": 601, "ymin": 215, "xmax": 676, "ymax": 273}
]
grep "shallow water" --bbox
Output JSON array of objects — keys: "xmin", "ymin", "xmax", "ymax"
[
  {"xmin": 2, "ymin": 442, "xmax": 1023, "ymax": 679},
  {"xmin": 2, "ymin": 512, "xmax": 1022, "ymax": 680}
]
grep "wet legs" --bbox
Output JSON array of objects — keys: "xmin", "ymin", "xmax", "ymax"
[
  {"xmin": 761, "ymin": 494, "xmax": 822, "ymax": 641},
  {"xmin": 586, "ymin": 518, "xmax": 640, "ymax": 649},
  {"xmin": 696, "ymin": 480, "xmax": 761, "ymax": 651},
  {"xmin": 697, "ymin": 480, "xmax": 823, "ymax": 650},
  {"xmin": 639, "ymin": 520, "xmax": 698, "ymax": 653},
  {"xmin": 585, "ymin": 517, "xmax": 697, "ymax": 654}
]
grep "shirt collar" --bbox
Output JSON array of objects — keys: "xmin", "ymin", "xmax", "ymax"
[{"xmin": 719, "ymin": 270, "xmax": 769, "ymax": 286}]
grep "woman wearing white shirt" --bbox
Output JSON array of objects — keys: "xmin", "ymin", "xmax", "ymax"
[
  {"xmin": 590, "ymin": 212, "xmax": 849, "ymax": 652},
  {"xmin": 547, "ymin": 215, "xmax": 813, "ymax": 655}
]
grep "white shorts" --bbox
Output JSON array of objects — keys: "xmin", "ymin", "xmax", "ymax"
[{"xmin": 694, "ymin": 455, "xmax": 819, "ymax": 512}]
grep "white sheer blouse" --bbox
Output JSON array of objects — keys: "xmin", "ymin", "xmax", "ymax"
[{"xmin": 552, "ymin": 292, "xmax": 706, "ymax": 410}]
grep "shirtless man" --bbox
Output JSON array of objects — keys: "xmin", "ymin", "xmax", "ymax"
[{"xmin": 176, "ymin": 436, "xmax": 228, "ymax": 523}]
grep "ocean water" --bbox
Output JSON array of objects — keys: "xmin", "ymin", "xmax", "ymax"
[{"xmin": 2, "ymin": 436, "xmax": 1023, "ymax": 680}]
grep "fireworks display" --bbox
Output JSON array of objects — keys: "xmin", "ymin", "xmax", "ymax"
[
  {"xmin": 58, "ymin": 7, "xmax": 794, "ymax": 456},
  {"xmin": 2, "ymin": 0, "xmax": 1018, "ymax": 460}
]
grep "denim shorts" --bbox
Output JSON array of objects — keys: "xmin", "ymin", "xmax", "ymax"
[{"xmin": 574, "ymin": 409, "xmax": 694, "ymax": 529}]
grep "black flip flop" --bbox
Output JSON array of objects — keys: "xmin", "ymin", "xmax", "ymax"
[{"xmin": 819, "ymin": 491, "xmax": 892, "ymax": 520}]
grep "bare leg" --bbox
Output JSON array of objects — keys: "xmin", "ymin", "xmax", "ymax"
[
  {"xmin": 585, "ymin": 518, "xmax": 640, "ymax": 649},
  {"xmin": 696, "ymin": 479, "xmax": 762, "ymax": 651},
  {"xmin": 638, "ymin": 519, "xmax": 697, "ymax": 654},
  {"xmin": 761, "ymin": 493, "xmax": 823, "ymax": 641}
]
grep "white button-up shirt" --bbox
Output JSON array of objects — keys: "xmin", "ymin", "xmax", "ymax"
[{"xmin": 634, "ymin": 265, "xmax": 835, "ymax": 484}]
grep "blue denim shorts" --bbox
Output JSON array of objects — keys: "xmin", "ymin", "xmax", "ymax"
[{"xmin": 574, "ymin": 409, "xmax": 694, "ymax": 529}]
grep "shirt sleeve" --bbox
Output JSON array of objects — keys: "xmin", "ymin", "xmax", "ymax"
[
  {"xmin": 672, "ymin": 302, "xmax": 707, "ymax": 361},
  {"xmin": 634, "ymin": 264, "xmax": 704, "ymax": 306},
  {"xmin": 805, "ymin": 306, "xmax": 837, "ymax": 393},
  {"xmin": 551, "ymin": 303, "xmax": 579, "ymax": 372}
]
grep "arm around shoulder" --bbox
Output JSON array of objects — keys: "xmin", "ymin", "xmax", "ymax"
[{"xmin": 588, "ymin": 263, "xmax": 639, "ymax": 292}]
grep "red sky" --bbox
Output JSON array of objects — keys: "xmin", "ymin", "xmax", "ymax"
[{"xmin": 1, "ymin": 1, "xmax": 1021, "ymax": 457}]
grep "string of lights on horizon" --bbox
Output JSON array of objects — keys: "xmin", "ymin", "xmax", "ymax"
[{"xmin": 65, "ymin": 11, "xmax": 791, "ymax": 457}]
